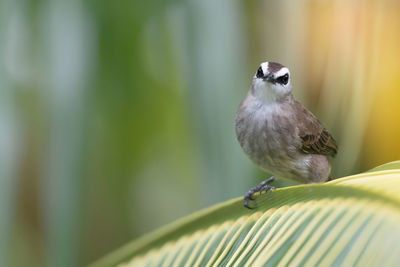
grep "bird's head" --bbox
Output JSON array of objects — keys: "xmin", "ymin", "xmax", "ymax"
[{"xmin": 251, "ymin": 62, "xmax": 292, "ymax": 104}]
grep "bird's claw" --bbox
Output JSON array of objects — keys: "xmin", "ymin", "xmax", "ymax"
[
  {"xmin": 244, "ymin": 176, "xmax": 276, "ymax": 209},
  {"xmin": 258, "ymin": 185, "xmax": 276, "ymax": 194}
]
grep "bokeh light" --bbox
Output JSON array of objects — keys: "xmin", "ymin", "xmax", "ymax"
[{"xmin": 1, "ymin": 0, "xmax": 400, "ymax": 266}]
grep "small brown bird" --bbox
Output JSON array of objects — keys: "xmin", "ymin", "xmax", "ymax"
[{"xmin": 235, "ymin": 62, "xmax": 338, "ymax": 208}]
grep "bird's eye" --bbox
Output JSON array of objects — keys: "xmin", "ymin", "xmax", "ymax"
[
  {"xmin": 276, "ymin": 73, "xmax": 289, "ymax": 85},
  {"xmin": 256, "ymin": 67, "xmax": 264, "ymax": 78}
]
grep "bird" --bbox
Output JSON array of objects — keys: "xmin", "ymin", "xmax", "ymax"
[{"xmin": 235, "ymin": 62, "xmax": 338, "ymax": 209}]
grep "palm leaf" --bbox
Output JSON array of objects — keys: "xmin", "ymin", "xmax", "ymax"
[{"xmin": 91, "ymin": 161, "xmax": 400, "ymax": 266}]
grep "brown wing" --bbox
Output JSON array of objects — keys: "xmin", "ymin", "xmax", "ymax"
[{"xmin": 293, "ymin": 101, "xmax": 338, "ymax": 157}]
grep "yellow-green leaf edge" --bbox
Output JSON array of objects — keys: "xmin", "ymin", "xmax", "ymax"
[{"xmin": 90, "ymin": 161, "xmax": 400, "ymax": 267}]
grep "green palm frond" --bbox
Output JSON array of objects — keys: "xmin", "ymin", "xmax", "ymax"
[{"xmin": 91, "ymin": 161, "xmax": 400, "ymax": 267}]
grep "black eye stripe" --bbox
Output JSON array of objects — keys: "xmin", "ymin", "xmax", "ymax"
[
  {"xmin": 256, "ymin": 67, "xmax": 264, "ymax": 78},
  {"xmin": 276, "ymin": 73, "xmax": 289, "ymax": 85}
]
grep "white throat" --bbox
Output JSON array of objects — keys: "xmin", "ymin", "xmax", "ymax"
[{"xmin": 251, "ymin": 78, "xmax": 292, "ymax": 105}]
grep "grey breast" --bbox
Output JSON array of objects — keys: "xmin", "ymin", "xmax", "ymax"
[{"xmin": 235, "ymin": 95, "xmax": 301, "ymax": 175}]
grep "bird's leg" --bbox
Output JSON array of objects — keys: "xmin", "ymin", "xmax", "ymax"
[{"xmin": 244, "ymin": 176, "xmax": 276, "ymax": 209}]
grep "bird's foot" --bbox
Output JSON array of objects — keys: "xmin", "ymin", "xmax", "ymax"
[{"xmin": 244, "ymin": 176, "xmax": 276, "ymax": 209}]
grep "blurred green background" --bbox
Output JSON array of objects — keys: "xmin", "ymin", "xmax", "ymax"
[{"xmin": 2, "ymin": 0, "xmax": 400, "ymax": 266}]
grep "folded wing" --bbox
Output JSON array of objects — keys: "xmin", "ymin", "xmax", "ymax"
[{"xmin": 294, "ymin": 101, "xmax": 338, "ymax": 157}]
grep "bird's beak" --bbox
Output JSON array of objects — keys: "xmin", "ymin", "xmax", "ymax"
[{"xmin": 263, "ymin": 73, "xmax": 275, "ymax": 83}]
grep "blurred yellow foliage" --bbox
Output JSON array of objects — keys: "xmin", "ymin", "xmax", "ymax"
[{"xmin": 2, "ymin": 0, "xmax": 400, "ymax": 266}]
